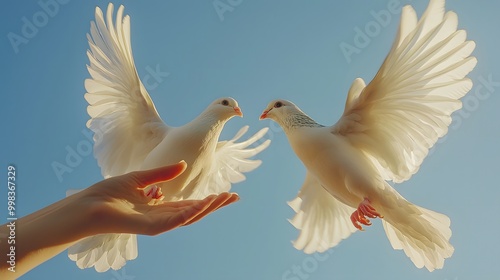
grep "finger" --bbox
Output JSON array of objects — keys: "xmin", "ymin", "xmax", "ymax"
[
  {"xmin": 195, "ymin": 193, "xmax": 239, "ymax": 213},
  {"xmin": 184, "ymin": 193, "xmax": 240, "ymax": 225},
  {"xmin": 168, "ymin": 195, "xmax": 219, "ymax": 227},
  {"xmin": 157, "ymin": 195, "xmax": 218, "ymax": 209},
  {"xmin": 184, "ymin": 193, "xmax": 238, "ymax": 225},
  {"xmin": 183, "ymin": 193, "xmax": 237, "ymax": 226},
  {"xmin": 204, "ymin": 193, "xmax": 239, "ymax": 213},
  {"xmin": 218, "ymin": 193, "xmax": 239, "ymax": 209},
  {"xmin": 130, "ymin": 161, "xmax": 188, "ymax": 188},
  {"xmin": 139, "ymin": 194, "xmax": 239, "ymax": 235},
  {"xmin": 136, "ymin": 195, "xmax": 217, "ymax": 235}
]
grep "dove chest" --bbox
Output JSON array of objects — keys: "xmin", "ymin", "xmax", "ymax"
[
  {"xmin": 142, "ymin": 126, "xmax": 218, "ymax": 178},
  {"xmin": 289, "ymin": 128, "xmax": 380, "ymax": 205},
  {"xmin": 288, "ymin": 127, "xmax": 338, "ymax": 164}
]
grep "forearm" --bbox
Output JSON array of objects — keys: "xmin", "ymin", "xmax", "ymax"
[
  {"xmin": 0, "ymin": 192, "xmax": 92, "ymax": 279},
  {"xmin": 0, "ymin": 163, "xmax": 206, "ymax": 278}
]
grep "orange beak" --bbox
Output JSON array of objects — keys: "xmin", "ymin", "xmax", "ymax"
[
  {"xmin": 259, "ymin": 109, "xmax": 270, "ymax": 120},
  {"xmin": 234, "ymin": 106, "xmax": 243, "ymax": 117}
]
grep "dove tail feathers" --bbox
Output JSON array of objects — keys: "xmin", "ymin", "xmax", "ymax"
[
  {"xmin": 381, "ymin": 198, "xmax": 453, "ymax": 272},
  {"xmin": 68, "ymin": 233, "xmax": 137, "ymax": 272}
]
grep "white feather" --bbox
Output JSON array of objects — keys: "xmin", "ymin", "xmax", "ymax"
[
  {"xmin": 70, "ymin": 4, "xmax": 270, "ymax": 272},
  {"xmin": 288, "ymin": 172, "xmax": 357, "ymax": 254},
  {"xmin": 265, "ymin": 0, "xmax": 475, "ymax": 272},
  {"xmin": 334, "ymin": 0, "xmax": 477, "ymax": 183}
]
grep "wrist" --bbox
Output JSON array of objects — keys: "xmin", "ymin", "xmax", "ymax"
[
  {"xmin": 1, "ymin": 191, "xmax": 95, "ymax": 278},
  {"xmin": 67, "ymin": 188, "xmax": 104, "ymax": 238}
]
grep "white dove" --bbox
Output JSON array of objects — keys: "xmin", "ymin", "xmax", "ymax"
[
  {"xmin": 68, "ymin": 4, "xmax": 270, "ymax": 272},
  {"xmin": 260, "ymin": 0, "xmax": 476, "ymax": 271}
]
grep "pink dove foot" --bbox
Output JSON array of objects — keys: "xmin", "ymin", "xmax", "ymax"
[
  {"xmin": 350, "ymin": 198, "xmax": 383, "ymax": 231},
  {"xmin": 145, "ymin": 185, "xmax": 164, "ymax": 201}
]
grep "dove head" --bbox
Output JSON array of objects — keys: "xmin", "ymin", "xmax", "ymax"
[
  {"xmin": 260, "ymin": 99, "xmax": 320, "ymax": 130},
  {"xmin": 259, "ymin": 99, "xmax": 299, "ymax": 122},
  {"xmin": 207, "ymin": 97, "xmax": 243, "ymax": 120}
]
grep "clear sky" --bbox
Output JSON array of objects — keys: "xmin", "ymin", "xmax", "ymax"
[{"xmin": 2, "ymin": 0, "xmax": 500, "ymax": 279}]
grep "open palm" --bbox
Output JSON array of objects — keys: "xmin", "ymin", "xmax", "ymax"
[{"xmin": 78, "ymin": 162, "xmax": 240, "ymax": 236}]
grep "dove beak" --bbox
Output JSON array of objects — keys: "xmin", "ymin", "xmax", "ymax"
[
  {"xmin": 234, "ymin": 106, "xmax": 243, "ymax": 117},
  {"xmin": 259, "ymin": 109, "xmax": 270, "ymax": 120}
]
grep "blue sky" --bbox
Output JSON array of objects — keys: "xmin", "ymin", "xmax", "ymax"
[{"xmin": 2, "ymin": 0, "xmax": 500, "ymax": 279}]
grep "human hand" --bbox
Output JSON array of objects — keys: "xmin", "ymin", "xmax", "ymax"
[
  {"xmin": 0, "ymin": 162, "xmax": 239, "ymax": 278},
  {"xmin": 77, "ymin": 162, "xmax": 240, "ymax": 236}
]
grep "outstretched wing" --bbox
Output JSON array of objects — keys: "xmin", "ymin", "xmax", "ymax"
[
  {"xmin": 333, "ymin": 0, "xmax": 477, "ymax": 183},
  {"xmin": 288, "ymin": 172, "xmax": 357, "ymax": 254},
  {"xmin": 182, "ymin": 126, "xmax": 271, "ymax": 199},
  {"xmin": 85, "ymin": 3, "xmax": 168, "ymax": 178},
  {"xmin": 70, "ymin": 4, "xmax": 166, "ymax": 272}
]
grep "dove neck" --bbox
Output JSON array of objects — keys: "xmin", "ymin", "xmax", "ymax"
[
  {"xmin": 281, "ymin": 113, "xmax": 323, "ymax": 132},
  {"xmin": 187, "ymin": 112, "xmax": 226, "ymax": 147}
]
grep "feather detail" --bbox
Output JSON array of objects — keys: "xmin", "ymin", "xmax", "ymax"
[
  {"xmin": 333, "ymin": 0, "xmax": 476, "ymax": 183},
  {"xmin": 71, "ymin": 4, "xmax": 270, "ymax": 272},
  {"xmin": 288, "ymin": 172, "xmax": 357, "ymax": 254}
]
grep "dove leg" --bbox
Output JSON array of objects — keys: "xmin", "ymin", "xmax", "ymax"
[
  {"xmin": 350, "ymin": 198, "xmax": 383, "ymax": 231},
  {"xmin": 145, "ymin": 185, "xmax": 164, "ymax": 200}
]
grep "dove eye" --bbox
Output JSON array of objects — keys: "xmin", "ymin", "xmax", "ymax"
[
  {"xmin": 274, "ymin": 101, "xmax": 283, "ymax": 108},
  {"xmin": 221, "ymin": 100, "xmax": 229, "ymax": 106}
]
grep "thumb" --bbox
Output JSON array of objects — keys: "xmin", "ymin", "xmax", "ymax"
[{"xmin": 129, "ymin": 161, "xmax": 187, "ymax": 187}]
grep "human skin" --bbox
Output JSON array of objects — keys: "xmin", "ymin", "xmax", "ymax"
[{"xmin": 0, "ymin": 162, "xmax": 239, "ymax": 279}]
